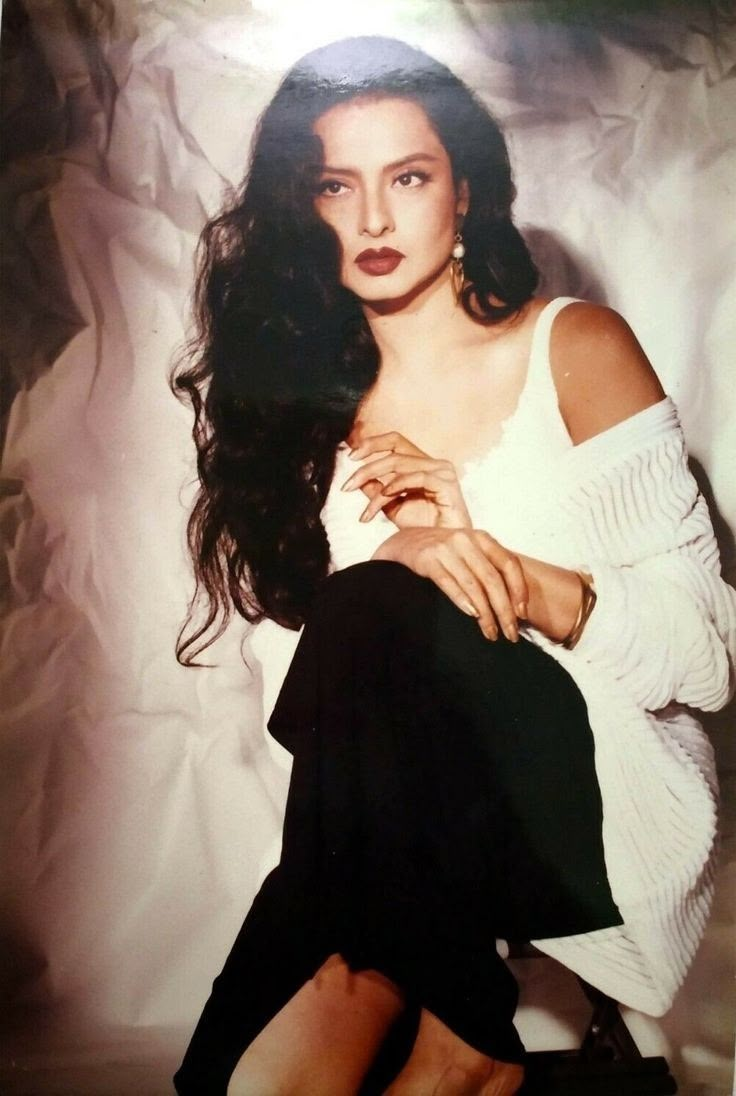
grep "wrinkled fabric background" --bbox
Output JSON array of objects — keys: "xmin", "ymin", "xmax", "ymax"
[{"xmin": 1, "ymin": 1, "xmax": 734, "ymax": 1093}]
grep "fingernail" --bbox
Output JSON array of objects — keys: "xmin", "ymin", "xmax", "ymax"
[
  {"xmin": 462, "ymin": 602, "xmax": 479, "ymax": 617},
  {"xmin": 348, "ymin": 448, "xmax": 363, "ymax": 460},
  {"xmin": 483, "ymin": 626, "xmax": 498, "ymax": 641},
  {"xmin": 340, "ymin": 478, "xmax": 353, "ymax": 491},
  {"xmin": 504, "ymin": 624, "xmax": 519, "ymax": 643},
  {"xmin": 517, "ymin": 601, "xmax": 528, "ymax": 619},
  {"xmin": 359, "ymin": 510, "xmax": 371, "ymax": 522}
]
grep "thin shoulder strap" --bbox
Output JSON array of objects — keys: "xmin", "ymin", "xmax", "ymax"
[{"xmin": 526, "ymin": 296, "xmax": 582, "ymax": 388}]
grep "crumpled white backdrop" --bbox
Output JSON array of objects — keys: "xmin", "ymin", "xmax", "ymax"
[{"xmin": 1, "ymin": 1, "xmax": 734, "ymax": 1093}]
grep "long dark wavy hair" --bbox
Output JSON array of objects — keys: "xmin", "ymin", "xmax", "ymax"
[{"xmin": 174, "ymin": 35, "xmax": 538, "ymax": 663}]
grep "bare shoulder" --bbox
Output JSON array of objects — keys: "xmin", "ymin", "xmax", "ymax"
[{"xmin": 550, "ymin": 301, "xmax": 666, "ymax": 445}]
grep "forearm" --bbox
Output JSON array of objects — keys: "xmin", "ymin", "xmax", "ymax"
[
  {"xmin": 371, "ymin": 532, "xmax": 404, "ymax": 563},
  {"xmin": 516, "ymin": 554, "xmax": 586, "ymax": 644}
]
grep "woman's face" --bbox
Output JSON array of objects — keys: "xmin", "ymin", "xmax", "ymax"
[{"xmin": 312, "ymin": 96, "xmax": 468, "ymax": 308}]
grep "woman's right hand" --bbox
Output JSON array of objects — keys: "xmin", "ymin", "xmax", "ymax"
[{"xmin": 372, "ymin": 527, "xmax": 528, "ymax": 642}]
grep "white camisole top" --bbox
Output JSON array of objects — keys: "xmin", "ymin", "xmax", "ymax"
[{"xmin": 322, "ymin": 295, "xmax": 579, "ymax": 574}]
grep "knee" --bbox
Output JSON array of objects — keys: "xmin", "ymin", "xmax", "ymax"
[
  {"xmin": 314, "ymin": 560, "xmax": 430, "ymax": 621},
  {"xmin": 227, "ymin": 1056, "xmax": 289, "ymax": 1096},
  {"xmin": 227, "ymin": 1058, "xmax": 292, "ymax": 1096}
]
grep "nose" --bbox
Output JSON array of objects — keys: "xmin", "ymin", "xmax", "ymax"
[{"xmin": 359, "ymin": 184, "xmax": 394, "ymax": 237}]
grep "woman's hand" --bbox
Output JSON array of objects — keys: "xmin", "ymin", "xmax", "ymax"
[
  {"xmin": 340, "ymin": 431, "xmax": 472, "ymax": 529},
  {"xmin": 373, "ymin": 526, "xmax": 529, "ymax": 642}
]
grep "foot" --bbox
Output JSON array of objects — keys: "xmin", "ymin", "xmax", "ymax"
[
  {"xmin": 384, "ymin": 1008, "xmax": 524, "ymax": 1096},
  {"xmin": 432, "ymin": 1060, "xmax": 525, "ymax": 1096}
]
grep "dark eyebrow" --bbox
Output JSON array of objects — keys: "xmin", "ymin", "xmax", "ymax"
[{"xmin": 319, "ymin": 153, "xmax": 441, "ymax": 177}]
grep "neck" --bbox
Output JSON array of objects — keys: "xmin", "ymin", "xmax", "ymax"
[{"xmin": 362, "ymin": 265, "xmax": 478, "ymax": 377}]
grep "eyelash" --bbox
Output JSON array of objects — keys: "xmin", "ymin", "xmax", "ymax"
[
  {"xmin": 395, "ymin": 170, "xmax": 430, "ymax": 188},
  {"xmin": 316, "ymin": 170, "xmax": 431, "ymax": 197},
  {"xmin": 317, "ymin": 180, "xmax": 349, "ymax": 197}
]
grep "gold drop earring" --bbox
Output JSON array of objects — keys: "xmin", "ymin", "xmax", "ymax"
[{"xmin": 451, "ymin": 231, "xmax": 465, "ymax": 304}]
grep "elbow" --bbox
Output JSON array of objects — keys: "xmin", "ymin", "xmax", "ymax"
[
  {"xmin": 695, "ymin": 663, "xmax": 734, "ymax": 713},
  {"xmin": 672, "ymin": 636, "xmax": 734, "ymax": 713},
  {"xmin": 635, "ymin": 617, "xmax": 734, "ymax": 713}
]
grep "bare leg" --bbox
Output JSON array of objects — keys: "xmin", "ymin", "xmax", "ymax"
[
  {"xmin": 384, "ymin": 1009, "xmax": 524, "ymax": 1096},
  {"xmin": 227, "ymin": 953, "xmax": 404, "ymax": 1096}
]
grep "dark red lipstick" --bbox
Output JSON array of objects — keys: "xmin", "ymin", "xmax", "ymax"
[{"xmin": 355, "ymin": 248, "xmax": 404, "ymax": 276}]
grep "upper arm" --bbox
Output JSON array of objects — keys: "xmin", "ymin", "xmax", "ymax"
[{"xmin": 550, "ymin": 302, "xmax": 666, "ymax": 446}]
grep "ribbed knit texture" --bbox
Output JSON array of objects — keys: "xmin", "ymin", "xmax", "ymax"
[
  {"xmin": 524, "ymin": 392, "xmax": 734, "ymax": 1013},
  {"xmin": 251, "ymin": 298, "xmax": 736, "ymax": 1016}
]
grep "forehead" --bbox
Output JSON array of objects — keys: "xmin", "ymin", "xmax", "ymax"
[{"xmin": 312, "ymin": 96, "xmax": 448, "ymax": 167}]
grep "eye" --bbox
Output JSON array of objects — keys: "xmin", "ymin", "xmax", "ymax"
[
  {"xmin": 316, "ymin": 179, "xmax": 349, "ymax": 197},
  {"xmin": 394, "ymin": 170, "xmax": 429, "ymax": 189}
]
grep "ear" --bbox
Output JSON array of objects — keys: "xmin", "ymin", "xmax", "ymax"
[{"xmin": 456, "ymin": 178, "xmax": 470, "ymax": 219}]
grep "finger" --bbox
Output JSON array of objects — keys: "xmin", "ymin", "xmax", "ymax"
[
  {"xmin": 435, "ymin": 547, "xmax": 501, "ymax": 640},
  {"xmin": 457, "ymin": 541, "xmax": 520, "ymax": 642},
  {"xmin": 435, "ymin": 534, "xmax": 517, "ymax": 641},
  {"xmin": 476, "ymin": 533, "xmax": 529, "ymax": 619},
  {"xmin": 358, "ymin": 469, "xmax": 456, "ymax": 521},
  {"xmin": 355, "ymin": 477, "xmax": 412, "ymax": 524},
  {"xmin": 381, "ymin": 467, "xmax": 462, "ymax": 498},
  {"xmin": 356, "ymin": 478, "xmax": 387, "ymax": 501},
  {"xmin": 340, "ymin": 454, "xmax": 404, "ymax": 492},
  {"xmin": 342, "ymin": 455, "xmax": 446, "ymax": 493},
  {"xmin": 348, "ymin": 431, "xmax": 426, "ymax": 460},
  {"xmin": 422, "ymin": 560, "xmax": 481, "ymax": 621},
  {"xmin": 343, "ymin": 447, "xmax": 394, "ymax": 482},
  {"xmin": 359, "ymin": 488, "xmax": 402, "ymax": 523},
  {"xmin": 354, "ymin": 475, "xmax": 399, "ymax": 521},
  {"xmin": 500, "ymin": 554, "xmax": 529, "ymax": 619},
  {"xmin": 381, "ymin": 471, "xmax": 430, "ymax": 496}
]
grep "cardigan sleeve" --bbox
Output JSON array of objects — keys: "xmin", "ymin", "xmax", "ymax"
[{"xmin": 561, "ymin": 399, "xmax": 736, "ymax": 713}]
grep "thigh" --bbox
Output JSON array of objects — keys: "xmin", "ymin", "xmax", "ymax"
[{"xmin": 270, "ymin": 561, "xmax": 621, "ymax": 938}]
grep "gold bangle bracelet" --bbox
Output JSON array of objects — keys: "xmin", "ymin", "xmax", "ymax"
[{"xmin": 562, "ymin": 572, "xmax": 597, "ymax": 650}]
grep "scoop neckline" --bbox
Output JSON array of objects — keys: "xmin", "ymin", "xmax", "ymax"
[
  {"xmin": 454, "ymin": 296, "xmax": 570, "ymax": 480},
  {"xmin": 337, "ymin": 296, "xmax": 571, "ymax": 478}
]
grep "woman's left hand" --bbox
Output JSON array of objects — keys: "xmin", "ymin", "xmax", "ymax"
[{"xmin": 341, "ymin": 431, "xmax": 472, "ymax": 529}]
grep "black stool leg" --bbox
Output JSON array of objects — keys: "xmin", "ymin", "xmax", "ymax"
[{"xmin": 505, "ymin": 945, "xmax": 679, "ymax": 1094}]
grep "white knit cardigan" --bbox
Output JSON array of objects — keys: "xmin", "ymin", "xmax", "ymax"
[
  {"xmin": 252, "ymin": 395, "xmax": 735, "ymax": 1016},
  {"xmin": 312, "ymin": 395, "xmax": 736, "ymax": 1016},
  {"xmin": 521, "ymin": 398, "xmax": 735, "ymax": 1014}
]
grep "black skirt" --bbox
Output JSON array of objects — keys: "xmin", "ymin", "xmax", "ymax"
[{"xmin": 174, "ymin": 560, "xmax": 622, "ymax": 1094}]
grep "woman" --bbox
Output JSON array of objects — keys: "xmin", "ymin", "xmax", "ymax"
[{"xmin": 173, "ymin": 36, "xmax": 735, "ymax": 1095}]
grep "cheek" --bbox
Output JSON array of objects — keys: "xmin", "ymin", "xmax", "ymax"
[
  {"xmin": 315, "ymin": 205, "xmax": 349, "ymax": 257},
  {"xmin": 423, "ymin": 196, "xmax": 457, "ymax": 249},
  {"xmin": 441, "ymin": 188, "xmax": 461, "ymax": 226}
]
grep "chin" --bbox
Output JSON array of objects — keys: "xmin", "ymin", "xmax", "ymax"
[{"xmin": 348, "ymin": 264, "xmax": 450, "ymax": 309}]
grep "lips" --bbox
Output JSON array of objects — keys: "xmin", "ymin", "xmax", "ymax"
[{"xmin": 355, "ymin": 248, "xmax": 405, "ymax": 276}]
